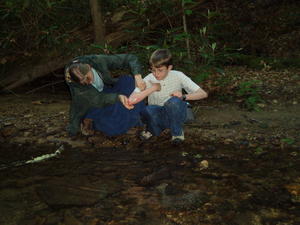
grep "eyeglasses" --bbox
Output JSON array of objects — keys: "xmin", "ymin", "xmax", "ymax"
[{"xmin": 149, "ymin": 67, "xmax": 167, "ymax": 74}]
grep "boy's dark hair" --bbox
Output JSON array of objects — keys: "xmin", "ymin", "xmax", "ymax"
[{"xmin": 149, "ymin": 49, "xmax": 172, "ymax": 68}]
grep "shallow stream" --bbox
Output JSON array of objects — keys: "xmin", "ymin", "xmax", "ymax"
[{"xmin": 0, "ymin": 142, "xmax": 299, "ymax": 225}]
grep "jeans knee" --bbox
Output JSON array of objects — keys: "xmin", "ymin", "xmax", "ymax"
[
  {"xmin": 165, "ymin": 97, "xmax": 183, "ymax": 110},
  {"xmin": 141, "ymin": 106, "xmax": 154, "ymax": 118}
]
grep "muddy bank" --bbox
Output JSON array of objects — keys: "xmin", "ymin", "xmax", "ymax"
[{"xmin": 0, "ymin": 92, "xmax": 299, "ymax": 150}]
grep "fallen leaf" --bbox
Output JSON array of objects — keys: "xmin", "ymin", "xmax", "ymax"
[{"xmin": 32, "ymin": 101, "xmax": 42, "ymax": 105}]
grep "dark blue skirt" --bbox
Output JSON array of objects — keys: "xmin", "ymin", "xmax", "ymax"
[{"xmin": 84, "ymin": 75, "xmax": 145, "ymax": 136}]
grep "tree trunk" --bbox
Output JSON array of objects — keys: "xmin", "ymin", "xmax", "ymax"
[
  {"xmin": 182, "ymin": 0, "xmax": 191, "ymax": 60},
  {"xmin": 89, "ymin": 0, "xmax": 105, "ymax": 44}
]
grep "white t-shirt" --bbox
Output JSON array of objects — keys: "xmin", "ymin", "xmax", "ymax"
[
  {"xmin": 91, "ymin": 68, "xmax": 104, "ymax": 92},
  {"xmin": 144, "ymin": 70, "xmax": 200, "ymax": 106}
]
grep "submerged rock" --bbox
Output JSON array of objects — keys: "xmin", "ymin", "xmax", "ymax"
[
  {"xmin": 249, "ymin": 185, "xmax": 292, "ymax": 208},
  {"xmin": 161, "ymin": 189, "xmax": 210, "ymax": 210},
  {"xmin": 140, "ymin": 167, "xmax": 172, "ymax": 186},
  {"xmin": 285, "ymin": 184, "xmax": 300, "ymax": 203}
]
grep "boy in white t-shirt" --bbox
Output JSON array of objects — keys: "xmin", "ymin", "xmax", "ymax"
[{"xmin": 140, "ymin": 49, "xmax": 208, "ymax": 143}]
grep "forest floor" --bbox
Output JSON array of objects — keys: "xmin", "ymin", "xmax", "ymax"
[{"xmin": 0, "ymin": 66, "xmax": 299, "ymax": 225}]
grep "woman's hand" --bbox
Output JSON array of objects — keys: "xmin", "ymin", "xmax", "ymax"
[
  {"xmin": 119, "ymin": 95, "xmax": 134, "ymax": 109},
  {"xmin": 134, "ymin": 74, "xmax": 146, "ymax": 91}
]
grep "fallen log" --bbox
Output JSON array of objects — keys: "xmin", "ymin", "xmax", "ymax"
[{"xmin": 0, "ymin": 56, "xmax": 73, "ymax": 92}]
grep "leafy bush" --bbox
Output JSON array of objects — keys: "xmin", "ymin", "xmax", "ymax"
[{"xmin": 236, "ymin": 80, "xmax": 264, "ymax": 111}]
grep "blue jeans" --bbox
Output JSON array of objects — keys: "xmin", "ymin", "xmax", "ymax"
[
  {"xmin": 141, "ymin": 97, "xmax": 187, "ymax": 136},
  {"xmin": 85, "ymin": 75, "xmax": 145, "ymax": 136}
]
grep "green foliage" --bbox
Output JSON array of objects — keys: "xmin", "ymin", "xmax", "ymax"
[
  {"xmin": 188, "ymin": 9, "xmax": 242, "ymax": 84},
  {"xmin": 254, "ymin": 147, "xmax": 265, "ymax": 156},
  {"xmin": 1, "ymin": 0, "xmax": 299, "ymax": 79},
  {"xmin": 1, "ymin": 0, "xmax": 90, "ymax": 57},
  {"xmin": 281, "ymin": 138, "xmax": 295, "ymax": 145},
  {"xmin": 193, "ymin": 71, "xmax": 211, "ymax": 83},
  {"xmin": 236, "ymin": 80, "xmax": 264, "ymax": 111}
]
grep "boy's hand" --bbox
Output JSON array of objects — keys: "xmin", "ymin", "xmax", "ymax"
[
  {"xmin": 150, "ymin": 81, "xmax": 161, "ymax": 91},
  {"xmin": 171, "ymin": 91, "xmax": 183, "ymax": 98},
  {"xmin": 119, "ymin": 95, "xmax": 134, "ymax": 110},
  {"xmin": 134, "ymin": 74, "xmax": 146, "ymax": 91}
]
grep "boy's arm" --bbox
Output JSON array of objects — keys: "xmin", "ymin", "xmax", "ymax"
[
  {"xmin": 128, "ymin": 82, "xmax": 161, "ymax": 105},
  {"xmin": 172, "ymin": 72, "xmax": 208, "ymax": 100},
  {"xmin": 181, "ymin": 87, "xmax": 208, "ymax": 100}
]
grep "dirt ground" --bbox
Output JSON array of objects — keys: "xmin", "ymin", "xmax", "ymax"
[{"xmin": 0, "ymin": 89, "xmax": 299, "ymax": 150}]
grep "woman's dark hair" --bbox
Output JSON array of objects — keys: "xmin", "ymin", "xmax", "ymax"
[
  {"xmin": 69, "ymin": 67, "xmax": 81, "ymax": 83},
  {"xmin": 68, "ymin": 63, "xmax": 90, "ymax": 83}
]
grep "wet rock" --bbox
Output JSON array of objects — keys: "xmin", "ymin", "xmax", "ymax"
[
  {"xmin": 0, "ymin": 125, "xmax": 18, "ymax": 137},
  {"xmin": 44, "ymin": 213, "xmax": 61, "ymax": 225},
  {"xmin": 24, "ymin": 114, "xmax": 33, "ymax": 118},
  {"xmin": 140, "ymin": 167, "xmax": 172, "ymax": 186},
  {"xmin": 0, "ymin": 188, "xmax": 48, "ymax": 225},
  {"xmin": 36, "ymin": 138, "xmax": 46, "ymax": 145},
  {"xmin": 239, "ymin": 140, "xmax": 249, "ymax": 146},
  {"xmin": 224, "ymin": 138, "xmax": 234, "ymax": 144},
  {"xmin": 258, "ymin": 123, "xmax": 269, "ymax": 128},
  {"xmin": 197, "ymin": 160, "xmax": 209, "ymax": 171},
  {"xmin": 64, "ymin": 210, "xmax": 83, "ymax": 225},
  {"xmin": 250, "ymin": 185, "xmax": 292, "ymax": 208},
  {"xmin": 285, "ymin": 184, "xmax": 300, "ymax": 203},
  {"xmin": 0, "ymin": 135, "xmax": 4, "ymax": 143},
  {"xmin": 46, "ymin": 127, "xmax": 60, "ymax": 135},
  {"xmin": 23, "ymin": 131, "xmax": 31, "ymax": 137},
  {"xmin": 233, "ymin": 211, "xmax": 262, "ymax": 225},
  {"xmin": 160, "ymin": 190, "xmax": 210, "ymax": 210},
  {"xmin": 3, "ymin": 121, "xmax": 13, "ymax": 126}
]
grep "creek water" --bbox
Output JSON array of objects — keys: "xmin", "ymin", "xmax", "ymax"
[{"xmin": 0, "ymin": 142, "xmax": 299, "ymax": 225}]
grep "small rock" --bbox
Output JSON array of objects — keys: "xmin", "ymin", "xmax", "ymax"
[
  {"xmin": 24, "ymin": 114, "xmax": 33, "ymax": 118},
  {"xmin": 290, "ymin": 152, "xmax": 297, "ymax": 157},
  {"xmin": 285, "ymin": 184, "xmax": 300, "ymax": 203},
  {"xmin": 257, "ymin": 103, "xmax": 265, "ymax": 108},
  {"xmin": 3, "ymin": 122, "xmax": 13, "ymax": 126},
  {"xmin": 46, "ymin": 127, "xmax": 59, "ymax": 135},
  {"xmin": 1, "ymin": 126, "xmax": 18, "ymax": 137},
  {"xmin": 23, "ymin": 131, "xmax": 31, "ymax": 137},
  {"xmin": 292, "ymin": 101, "xmax": 298, "ymax": 105},
  {"xmin": 64, "ymin": 210, "xmax": 83, "ymax": 225},
  {"xmin": 37, "ymin": 138, "xmax": 46, "ymax": 144},
  {"xmin": 198, "ymin": 160, "xmax": 209, "ymax": 170},
  {"xmin": 32, "ymin": 101, "xmax": 42, "ymax": 105},
  {"xmin": 224, "ymin": 138, "xmax": 234, "ymax": 144}
]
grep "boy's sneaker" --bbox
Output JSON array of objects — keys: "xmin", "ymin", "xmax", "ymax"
[
  {"xmin": 139, "ymin": 130, "xmax": 153, "ymax": 140},
  {"xmin": 171, "ymin": 132, "xmax": 184, "ymax": 144}
]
